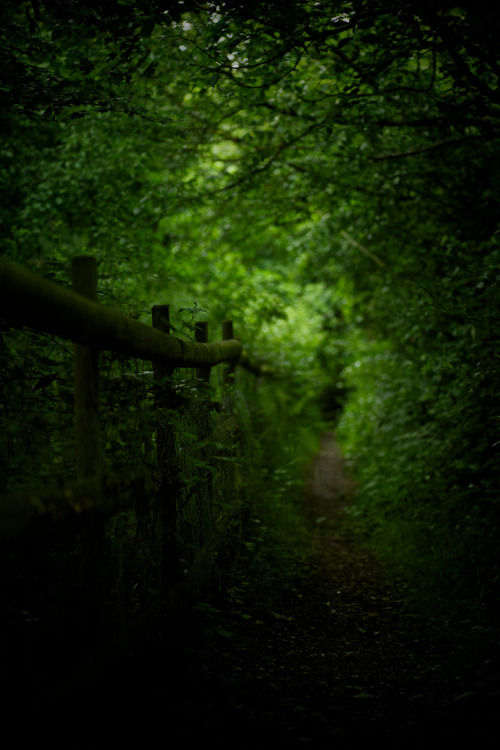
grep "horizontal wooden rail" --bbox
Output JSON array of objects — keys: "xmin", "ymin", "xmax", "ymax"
[
  {"xmin": 0, "ymin": 257, "xmax": 242, "ymax": 368},
  {"xmin": 0, "ymin": 466, "xmax": 158, "ymax": 542}
]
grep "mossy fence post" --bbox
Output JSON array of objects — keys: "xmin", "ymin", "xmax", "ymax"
[
  {"xmin": 71, "ymin": 255, "xmax": 105, "ymax": 642},
  {"xmin": 152, "ymin": 304, "xmax": 180, "ymax": 594},
  {"xmin": 195, "ymin": 320, "xmax": 210, "ymax": 384},
  {"xmin": 193, "ymin": 319, "xmax": 215, "ymax": 587},
  {"xmin": 222, "ymin": 320, "xmax": 236, "ymax": 389}
]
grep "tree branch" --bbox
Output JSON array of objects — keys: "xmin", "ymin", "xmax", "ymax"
[
  {"xmin": 340, "ymin": 230, "xmax": 386, "ymax": 268},
  {"xmin": 369, "ymin": 134, "xmax": 492, "ymax": 162}
]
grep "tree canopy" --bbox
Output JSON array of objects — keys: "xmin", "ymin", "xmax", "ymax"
[{"xmin": 1, "ymin": 0, "xmax": 500, "ymax": 643}]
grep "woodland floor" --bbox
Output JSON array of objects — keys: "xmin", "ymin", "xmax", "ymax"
[
  {"xmin": 159, "ymin": 431, "xmax": 499, "ymax": 748},
  {"xmin": 10, "ymin": 432, "xmax": 499, "ymax": 748}
]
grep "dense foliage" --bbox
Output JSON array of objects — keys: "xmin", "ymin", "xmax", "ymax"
[{"xmin": 1, "ymin": 1, "xmax": 499, "ymax": 650}]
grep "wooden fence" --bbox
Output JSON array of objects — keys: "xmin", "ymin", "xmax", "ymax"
[{"xmin": 0, "ymin": 255, "xmax": 261, "ymax": 643}]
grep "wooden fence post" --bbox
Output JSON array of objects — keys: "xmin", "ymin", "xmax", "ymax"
[
  {"xmin": 195, "ymin": 321, "xmax": 210, "ymax": 385},
  {"xmin": 72, "ymin": 256, "xmax": 101, "ymax": 481},
  {"xmin": 222, "ymin": 320, "xmax": 236, "ymax": 389},
  {"xmin": 72, "ymin": 255, "xmax": 104, "ymax": 642},
  {"xmin": 152, "ymin": 305, "xmax": 179, "ymax": 592},
  {"xmin": 192, "ymin": 319, "xmax": 214, "ymax": 589}
]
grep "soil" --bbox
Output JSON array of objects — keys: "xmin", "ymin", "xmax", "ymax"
[
  {"xmin": 9, "ymin": 432, "xmax": 499, "ymax": 748},
  {"xmin": 160, "ymin": 431, "xmax": 497, "ymax": 748}
]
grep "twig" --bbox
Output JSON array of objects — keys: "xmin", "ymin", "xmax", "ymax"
[
  {"xmin": 369, "ymin": 135, "xmax": 488, "ymax": 162},
  {"xmin": 341, "ymin": 230, "xmax": 386, "ymax": 268}
]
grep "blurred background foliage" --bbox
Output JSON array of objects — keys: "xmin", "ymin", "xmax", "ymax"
[{"xmin": 1, "ymin": 0, "xmax": 499, "ymax": 650}]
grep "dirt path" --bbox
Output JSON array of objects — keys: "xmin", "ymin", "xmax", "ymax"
[{"xmin": 179, "ymin": 431, "xmax": 490, "ymax": 748}]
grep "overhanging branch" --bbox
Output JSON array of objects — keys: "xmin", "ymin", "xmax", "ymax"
[{"xmin": 369, "ymin": 134, "xmax": 493, "ymax": 161}]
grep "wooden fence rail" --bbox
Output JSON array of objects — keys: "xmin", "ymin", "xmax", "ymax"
[
  {"xmin": 0, "ymin": 255, "xmax": 243, "ymax": 368},
  {"xmin": 0, "ymin": 255, "xmax": 262, "ymax": 642}
]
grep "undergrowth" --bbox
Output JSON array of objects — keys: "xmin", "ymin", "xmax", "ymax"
[
  {"xmin": 336, "ymin": 332, "xmax": 500, "ymax": 657},
  {"xmin": 228, "ymin": 375, "xmax": 322, "ymax": 603}
]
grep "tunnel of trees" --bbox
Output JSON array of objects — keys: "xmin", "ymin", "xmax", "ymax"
[{"xmin": 1, "ymin": 0, "xmax": 499, "ymax": 743}]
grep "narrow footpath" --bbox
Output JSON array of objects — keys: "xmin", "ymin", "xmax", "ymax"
[{"xmin": 163, "ymin": 431, "xmax": 493, "ymax": 748}]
